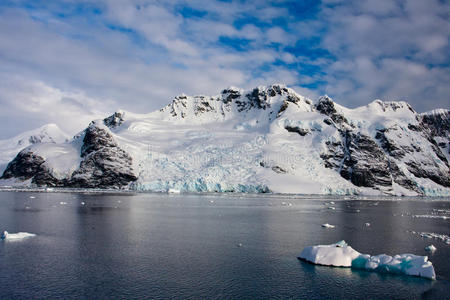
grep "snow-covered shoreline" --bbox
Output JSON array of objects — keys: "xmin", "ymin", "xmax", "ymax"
[{"xmin": 0, "ymin": 186, "xmax": 449, "ymax": 201}]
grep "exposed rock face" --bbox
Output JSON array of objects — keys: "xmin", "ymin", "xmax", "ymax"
[
  {"xmin": 221, "ymin": 88, "xmax": 241, "ymax": 104},
  {"xmin": 69, "ymin": 123, "xmax": 137, "ymax": 188},
  {"xmin": 374, "ymin": 124, "xmax": 449, "ymax": 188},
  {"xmin": 1, "ymin": 122, "xmax": 137, "ymax": 189},
  {"xmin": 103, "ymin": 111, "xmax": 125, "ymax": 129},
  {"xmin": 318, "ymin": 103, "xmax": 449, "ymax": 193},
  {"xmin": 1, "ymin": 85, "xmax": 448, "ymax": 195},
  {"xmin": 1, "ymin": 150, "xmax": 65, "ymax": 186},
  {"xmin": 316, "ymin": 96, "xmax": 349, "ymax": 125},
  {"xmin": 2, "ymin": 150, "xmax": 46, "ymax": 180},
  {"xmin": 321, "ymin": 130, "xmax": 395, "ymax": 190},
  {"xmin": 339, "ymin": 132, "xmax": 392, "ymax": 188},
  {"xmin": 285, "ymin": 125, "xmax": 310, "ymax": 136}
]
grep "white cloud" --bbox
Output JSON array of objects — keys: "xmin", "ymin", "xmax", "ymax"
[{"xmin": 0, "ymin": 0, "xmax": 448, "ymax": 138}]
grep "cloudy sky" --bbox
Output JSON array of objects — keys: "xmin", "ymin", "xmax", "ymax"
[{"xmin": 0, "ymin": 0, "xmax": 449, "ymax": 138}]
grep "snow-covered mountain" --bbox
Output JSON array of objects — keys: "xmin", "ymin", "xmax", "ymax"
[
  {"xmin": 1, "ymin": 85, "xmax": 449, "ymax": 196},
  {"xmin": 0, "ymin": 124, "xmax": 69, "ymax": 175}
]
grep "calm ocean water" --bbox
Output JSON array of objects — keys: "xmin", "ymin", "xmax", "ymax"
[{"xmin": 0, "ymin": 191, "xmax": 449, "ymax": 299}]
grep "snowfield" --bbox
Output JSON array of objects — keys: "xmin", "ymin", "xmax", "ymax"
[{"xmin": 0, "ymin": 84, "xmax": 449, "ymax": 195}]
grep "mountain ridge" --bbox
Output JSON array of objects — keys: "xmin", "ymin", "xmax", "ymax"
[{"xmin": 1, "ymin": 84, "xmax": 449, "ymax": 196}]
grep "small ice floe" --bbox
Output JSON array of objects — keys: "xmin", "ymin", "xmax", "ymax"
[
  {"xmin": 321, "ymin": 223, "xmax": 335, "ymax": 228},
  {"xmin": 330, "ymin": 201, "xmax": 335, "ymax": 205},
  {"xmin": 365, "ymin": 223, "xmax": 371, "ymax": 227},
  {"xmin": 29, "ymin": 196, "xmax": 35, "ymax": 199},
  {"xmin": 209, "ymin": 200, "xmax": 214, "ymax": 203},
  {"xmin": 410, "ymin": 231, "xmax": 450, "ymax": 245},
  {"xmin": 412, "ymin": 215, "xmax": 448, "ymax": 220},
  {"xmin": 60, "ymin": 202, "xmax": 67, "ymax": 205},
  {"xmin": 328, "ymin": 207, "xmax": 336, "ymax": 210},
  {"xmin": 425, "ymin": 245, "xmax": 436, "ymax": 253},
  {"xmin": 168, "ymin": 188, "xmax": 180, "ymax": 194},
  {"xmin": 80, "ymin": 202, "xmax": 86, "ymax": 206},
  {"xmin": 298, "ymin": 241, "xmax": 436, "ymax": 280},
  {"xmin": 237, "ymin": 243, "xmax": 243, "ymax": 247},
  {"xmin": 1, "ymin": 231, "xmax": 36, "ymax": 241}
]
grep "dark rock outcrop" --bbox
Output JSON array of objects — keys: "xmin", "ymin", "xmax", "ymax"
[
  {"xmin": 315, "ymin": 96, "xmax": 349, "ymax": 125},
  {"xmin": 2, "ymin": 150, "xmax": 46, "ymax": 180},
  {"xmin": 339, "ymin": 132, "xmax": 392, "ymax": 188},
  {"xmin": 285, "ymin": 125, "xmax": 310, "ymax": 136},
  {"xmin": 1, "ymin": 150, "xmax": 65, "ymax": 187},
  {"xmin": 104, "ymin": 111, "xmax": 125, "ymax": 129},
  {"xmin": 1, "ymin": 123, "xmax": 137, "ymax": 189},
  {"xmin": 69, "ymin": 123, "xmax": 137, "ymax": 188}
]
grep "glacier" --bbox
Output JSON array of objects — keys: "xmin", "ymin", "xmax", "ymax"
[
  {"xmin": 0, "ymin": 84, "xmax": 449, "ymax": 196},
  {"xmin": 298, "ymin": 241, "xmax": 436, "ymax": 280}
]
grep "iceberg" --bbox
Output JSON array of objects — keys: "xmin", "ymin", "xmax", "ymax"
[
  {"xmin": 425, "ymin": 245, "xmax": 436, "ymax": 252},
  {"xmin": 321, "ymin": 223, "xmax": 335, "ymax": 228},
  {"xmin": 298, "ymin": 241, "xmax": 436, "ymax": 280},
  {"xmin": 1, "ymin": 231, "xmax": 36, "ymax": 241}
]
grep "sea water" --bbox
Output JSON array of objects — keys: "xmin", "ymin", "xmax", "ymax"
[{"xmin": 0, "ymin": 191, "xmax": 448, "ymax": 299}]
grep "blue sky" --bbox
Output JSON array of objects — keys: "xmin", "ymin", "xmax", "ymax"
[{"xmin": 0, "ymin": 0, "xmax": 449, "ymax": 137}]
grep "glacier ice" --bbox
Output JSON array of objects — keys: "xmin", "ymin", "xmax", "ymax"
[
  {"xmin": 1, "ymin": 84, "xmax": 449, "ymax": 196},
  {"xmin": 298, "ymin": 241, "xmax": 436, "ymax": 280}
]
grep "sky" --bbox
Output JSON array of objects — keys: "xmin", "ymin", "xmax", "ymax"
[{"xmin": 0, "ymin": 0, "xmax": 449, "ymax": 138}]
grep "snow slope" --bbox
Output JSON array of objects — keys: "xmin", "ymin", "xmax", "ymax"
[{"xmin": 1, "ymin": 85, "xmax": 449, "ymax": 195}]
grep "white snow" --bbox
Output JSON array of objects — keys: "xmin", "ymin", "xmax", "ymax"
[
  {"xmin": 298, "ymin": 241, "xmax": 436, "ymax": 280},
  {"xmin": 28, "ymin": 142, "xmax": 82, "ymax": 179},
  {"xmin": 1, "ymin": 85, "xmax": 449, "ymax": 196},
  {"xmin": 1, "ymin": 231, "xmax": 36, "ymax": 241},
  {"xmin": 0, "ymin": 124, "xmax": 69, "ymax": 174}
]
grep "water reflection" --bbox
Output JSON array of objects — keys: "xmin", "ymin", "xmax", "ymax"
[{"xmin": 0, "ymin": 192, "xmax": 448, "ymax": 299}]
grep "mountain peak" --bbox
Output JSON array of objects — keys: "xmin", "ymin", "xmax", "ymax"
[{"xmin": 367, "ymin": 99, "xmax": 416, "ymax": 114}]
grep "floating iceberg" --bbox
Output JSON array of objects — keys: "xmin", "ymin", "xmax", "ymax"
[
  {"xmin": 1, "ymin": 231, "xmax": 36, "ymax": 241},
  {"xmin": 425, "ymin": 245, "xmax": 436, "ymax": 252},
  {"xmin": 298, "ymin": 241, "xmax": 436, "ymax": 280},
  {"xmin": 321, "ymin": 223, "xmax": 335, "ymax": 228}
]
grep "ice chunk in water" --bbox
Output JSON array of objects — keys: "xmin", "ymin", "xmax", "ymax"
[
  {"xmin": 425, "ymin": 245, "xmax": 436, "ymax": 252},
  {"xmin": 321, "ymin": 223, "xmax": 335, "ymax": 228},
  {"xmin": 1, "ymin": 231, "xmax": 36, "ymax": 241},
  {"xmin": 298, "ymin": 241, "xmax": 436, "ymax": 280}
]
